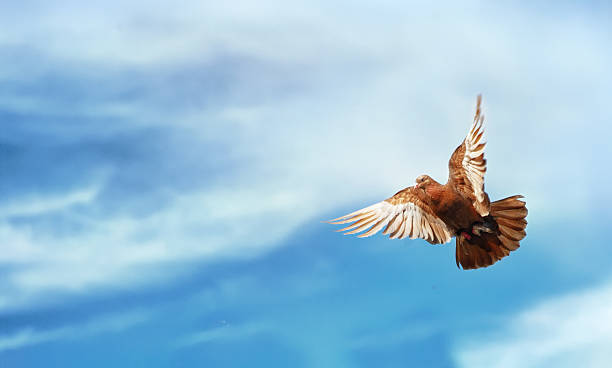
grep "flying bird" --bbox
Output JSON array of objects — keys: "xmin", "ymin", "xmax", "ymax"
[{"xmin": 327, "ymin": 96, "xmax": 527, "ymax": 269}]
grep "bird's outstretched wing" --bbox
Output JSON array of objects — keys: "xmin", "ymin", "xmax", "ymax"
[
  {"xmin": 327, "ymin": 187, "xmax": 453, "ymax": 244},
  {"xmin": 448, "ymin": 95, "xmax": 490, "ymax": 216}
]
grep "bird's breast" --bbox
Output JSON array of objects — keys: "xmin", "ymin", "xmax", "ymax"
[
  {"xmin": 425, "ymin": 184, "xmax": 445, "ymax": 201},
  {"xmin": 429, "ymin": 187, "xmax": 481, "ymax": 232}
]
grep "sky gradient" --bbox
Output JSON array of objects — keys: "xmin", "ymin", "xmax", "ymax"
[{"xmin": 2, "ymin": 1, "xmax": 612, "ymax": 367}]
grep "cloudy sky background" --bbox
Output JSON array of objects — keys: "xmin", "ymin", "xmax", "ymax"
[{"xmin": 1, "ymin": 1, "xmax": 612, "ymax": 367}]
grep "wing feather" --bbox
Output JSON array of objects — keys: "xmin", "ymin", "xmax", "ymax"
[
  {"xmin": 327, "ymin": 187, "xmax": 453, "ymax": 244},
  {"xmin": 448, "ymin": 95, "xmax": 490, "ymax": 216},
  {"xmin": 336, "ymin": 214, "xmax": 377, "ymax": 233},
  {"xmin": 383, "ymin": 212, "xmax": 402, "ymax": 235},
  {"xmin": 390, "ymin": 211, "xmax": 407, "ymax": 239},
  {"xmin": 396, "ymin": 209, "xmax": 408, "ymax": 240}
]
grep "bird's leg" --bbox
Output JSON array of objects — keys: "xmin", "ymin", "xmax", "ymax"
[{"xmin": 459, "ymin": 230, "xmax": 472, "ymax": 240}]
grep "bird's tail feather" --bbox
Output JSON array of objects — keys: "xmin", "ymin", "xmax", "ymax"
[{"xmin": 456, "ymin": 195, "xmax": 527, "ymax": 270}]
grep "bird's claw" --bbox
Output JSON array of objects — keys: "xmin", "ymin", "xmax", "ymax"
[{"xmin": 472, "ymin": 223, "xmax": 496, "ymax": 235}]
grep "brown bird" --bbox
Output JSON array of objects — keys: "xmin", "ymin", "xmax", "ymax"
[{"xmin": 327, "ymin": 96, "xmax": 527, "ymax": 269}]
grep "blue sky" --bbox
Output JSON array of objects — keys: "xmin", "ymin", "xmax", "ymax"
[{"xmin": 1, "ymin": 1, "xmax": 612, "ymax": 367}]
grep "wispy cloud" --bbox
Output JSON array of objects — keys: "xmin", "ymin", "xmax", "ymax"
[
  {"xmin": 454, "ymin": 280, "xmax": 612, "ymax": 368},
  {"xmin": 0, "ymin": 186, "xmax": 100, "ymax": 218},
  {"xmin": 176, "ymin": 321, "xmax": 270, "ymax": 348},
  {"xmin": 0, "ymin": 309, "xmax": 151, "ymax": 352},
  {"xmin": 0, "ymin": 186, "xmax": 311, "ymax": 311}
]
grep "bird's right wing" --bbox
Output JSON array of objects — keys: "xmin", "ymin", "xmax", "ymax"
[{"xmin": 327, "ymin": 187, "xmax": 453, "ymax": 244}]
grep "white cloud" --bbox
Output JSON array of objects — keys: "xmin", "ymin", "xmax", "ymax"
[
  {"xmin": 0, "ymin": 185, "xmax": 314, "ymax": 311},
  {"xmin": 0, "ymin": 186, "xmax": 99, "ymax": 218},
  {"xmin": 175, "ymin": 321, "xmax": 270, "ymax": 348},
  {"xmin": 454, "ymin": 281, "xmax": 612, "ymax": 368},
  {"xmin": 0, "ymin": 309, "xmax": 151, "ymax": 352}
]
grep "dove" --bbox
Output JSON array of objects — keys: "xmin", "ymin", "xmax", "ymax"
[{"xmin": 327, "ymin": 96, "xmax": 527, "ymax": 269}]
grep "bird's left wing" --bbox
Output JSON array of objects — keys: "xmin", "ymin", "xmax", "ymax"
[
  {"xmin": 448, "ymin": 95, "xmax": 490, "ymax": 216},
  {"xmin": 327, "ymin": 187, "xmax": 452, "ymax": 244}
]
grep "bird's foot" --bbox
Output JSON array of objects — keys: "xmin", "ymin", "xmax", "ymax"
[{"xmin": 472, "ymin": 222, "xmax": 496, "ymax": 235}]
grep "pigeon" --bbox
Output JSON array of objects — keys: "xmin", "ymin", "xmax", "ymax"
[{"xmin": 327, "ymin": 95, "xmax": 527, "ymax": 269}]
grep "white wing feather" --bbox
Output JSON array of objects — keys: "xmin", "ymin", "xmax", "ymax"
[
  {"xmin": 463, "ymin": 111, "xmax": 486, "ymax": 203},
  {"xmin": 328, "ymin": 199, "xmax": 452, "ymax": 244}
]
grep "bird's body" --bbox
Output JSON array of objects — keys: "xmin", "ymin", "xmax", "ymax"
[
  {"xmin": 424, "ymin": 183, "xmax": 481, "ymax": 231},
  {"xmin": 391, "ymin": 182, "xmax": 478, "ymax": 233},
  {"xmin": 327, "ymin": 96, "xmax": 527, "ymax": 269}
]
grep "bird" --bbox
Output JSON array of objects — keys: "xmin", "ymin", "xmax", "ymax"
[{"xmin": 327, "ymin": 95, "xmax": 527, "ymax": 270}]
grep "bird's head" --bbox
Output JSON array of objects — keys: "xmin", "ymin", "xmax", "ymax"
[{"xmin": 415, "ymin": 174, "xmax": 434, "ymax": 190}]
